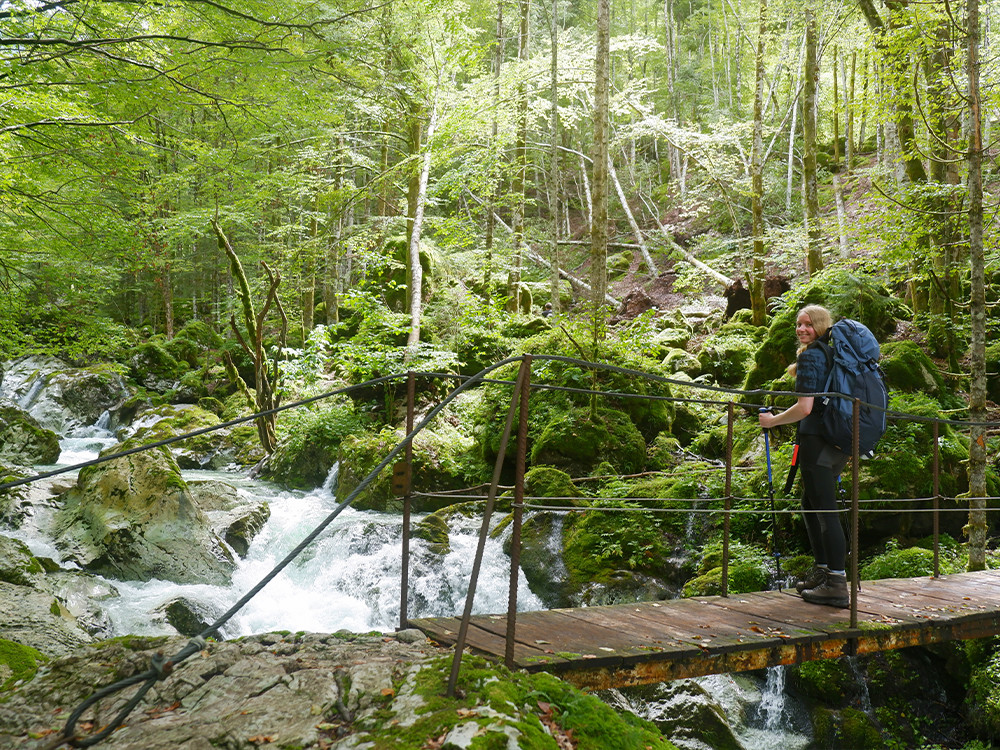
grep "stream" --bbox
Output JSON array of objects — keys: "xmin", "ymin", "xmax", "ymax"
[{"xmin": 8, "ymin": 409, "xmax": 813, "ymax": 749}]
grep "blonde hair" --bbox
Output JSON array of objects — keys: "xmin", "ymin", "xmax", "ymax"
[{"xmin": 787, "ymin": 304, "xmax": 834, "ymax": 376}]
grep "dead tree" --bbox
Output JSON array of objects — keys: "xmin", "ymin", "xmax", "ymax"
[{"xmin": 211, "ymin": 219, "xmax": 288, "ymax": 454}]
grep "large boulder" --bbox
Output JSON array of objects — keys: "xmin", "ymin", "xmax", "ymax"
[
  {"xmin": 0, "ymin": 357, "xmax": 131, "ymax": 434},
  {"xmin": 0, "ymin": 581, "xmax": 94, "ymax": 659},
  {"xmin": 52, "ymin": 441, "xmax": 235, "ymax": 584},
  {"xmin": 121, "ymin": 403, "xmax": 248, "ymax": 469},
  {"xmin": 530, "ymin": 407, "xmax": 646, "ymax": 476},
  {"xmin": 0, "ymin": 404, "xmax": 60, "ymax": 464}
]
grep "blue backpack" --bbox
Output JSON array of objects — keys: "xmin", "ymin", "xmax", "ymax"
[{"xmin": 815, "ymin": 319, "xmax": 888, "ymax": 458}]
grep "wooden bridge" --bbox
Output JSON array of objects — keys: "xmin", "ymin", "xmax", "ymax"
[{"xmin": 411, "ymin": 569, "xmax": 1000, "ymax": 690}]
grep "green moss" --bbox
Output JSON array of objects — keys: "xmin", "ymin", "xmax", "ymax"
[
  {"xmin": 355, "ymin": 654, "xmax": 674, "ymax": 750},
  {"xmin": 531, "ymin": 407, "xmax": 646, "ymax": 476},
  {"xmin": 0, "ymin": 638, "xmax": 48, "ymax": 691},
  {"xmin": 524, "ymin": 466, "xmax": 584, "ymax": 506},
  {"xmin": 791, "ymin": 659, "xmax": 853, "ymax": 703}
]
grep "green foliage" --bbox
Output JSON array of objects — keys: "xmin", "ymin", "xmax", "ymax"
[{"xmin": 562, "ymin": 500, "xmax": 670, "ymax": 579}]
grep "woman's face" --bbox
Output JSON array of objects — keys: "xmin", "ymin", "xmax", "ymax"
[{"xmin": 796, "ymin": 312, "xmax": 818, "ymax": 345}]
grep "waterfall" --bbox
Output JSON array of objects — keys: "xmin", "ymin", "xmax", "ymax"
[
  {"xmin": 846, "ymin": 655, "xmax": 874, "ymax": 715},
  {"xmin": 95, "ymin": 466, "xmax": 544, "ymax": 639},
  {"xmin": 757, "ymin": 666, "xmax": 787, "ymax": 730},
  {"xmin": 18, "ymin": 376, "xmax": 46, "ymax": 410}
]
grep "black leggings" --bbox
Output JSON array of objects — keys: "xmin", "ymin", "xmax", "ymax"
[{"xmin": 798, "ymin": 434, "xmax": 850, "ymax": 571}]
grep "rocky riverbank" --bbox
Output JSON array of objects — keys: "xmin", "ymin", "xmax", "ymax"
[{"xmin": 0, "ymin": 629, "xmax": 674, "ymax": 750}]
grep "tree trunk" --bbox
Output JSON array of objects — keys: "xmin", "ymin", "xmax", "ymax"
[
  {"xmin": 609, "ymin": 158, "xmax": 658, "ymax": 276},
  {"xmin": 966, "ymin": 0, "xmax": 988, "ymax": 572},
  {"xmin": 803, "ymin": 6, "xmax": 823, "ymax": 275},
  {"xmin": 748, "ymin": 0, "xmax": 769, "ymax": 327},
  {"xmin": 591, "ymin": 0, "xmax": 610, "ymax": 322},
  {"xmin": 484, "ymin": 0, "xmax": 504, "ymax": 301},
  {"xmin": 510, "ymin": 0, "xmax": 531, "ymax": 310},
  {"xmin": 406, "ymin": 92, "xmax": 438, "ymax": 349},
  {"xmin": 549, "ymin": 0, "xmax": 561, "ymax": 312}
]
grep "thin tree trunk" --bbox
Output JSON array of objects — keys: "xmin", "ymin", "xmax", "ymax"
[
  {"xmin": 484, "ymin": 0, "xmax": 503, "ymax": 301},
  {"xmin": 549, "ymin": 0, "xmax": 561, "ymax": 312},
  {"xmin": 609, "ymin": 158, "xmax": 658, "ymax": 276},
  {"xmin": 833, "ymin": 174, "xmax": 849, "ymax": 256},
  {"xmin": 803, "ymin": 5, "xmax": 823, "ymax": 275},
  {"xmin": 592, "ymin": 0, "xmax": 610, "ymax": 319},
  {"xmin": 749, "ymin": 0, "xmax": 768, "ymax": 326},
  {"xmin": 406, "ymin": 92, "xmax": 439, "ymax": 349},
  {"xmin": 966, "ymin": 0, "xmax": 988, "ymax": 571}
]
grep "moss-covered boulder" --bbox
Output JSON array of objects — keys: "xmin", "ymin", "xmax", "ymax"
[
  {"xmin": 986, "ymin": 341, "xmax": 1000, "ymax": 404},
  {"xmin": 264, "ymin": 401, "xmax": 365, "ymax": 490},
  {"xmin": 0, "ymin": 536, "xmax": 44, "ymax": 587},
  {"xmin": 697, "ymin": 323, "xmax": 766, "ymax": 386},
  {"xmin": 340, "ymin": 423, "xmax": 481, "ymax": 513},
  {"xmin": 375, "ymin": 235, "xmax": 441, "ymax": 312},
  {"xmin": 880, "ymin": 340, "xmax": 958, "ymax": 406},
  {"xmin": 127, "ymin": 341, "xmax": 188, "ymax": 393},
  {"xmin": 662, "ymin": 348, "xmax": 702, "ymax": 377},
  {"xmin": 531, "ymin": 407, "xmax": 646, "ymax": 476},
  {"xmin": 413, "ymin": 512, "xmax": 451, "ymax": 555},
  {"xmin": 525, "ymin": 466, "xmax": 584, "ymax": 505},
  {"xmin": 0, "ymin": 405, "xmax": 59, "ymax": 465},
  {"xmin": 126, "ymin": 403, "xmax": 251, "ymax": 469},
  {"xmin": 52, "ymin": 439, "xmax": 235, "ymax": 584},
  {"xmin": 744, "ymin": 268, "xmax": 908, "ymax": 390}
]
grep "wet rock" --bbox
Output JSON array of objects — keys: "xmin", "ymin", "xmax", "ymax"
[
  {"xmin": 0, "ymin": 356, "xmax": 131, "ymax": 434},
  {"xmin": 158, "ymin": 597, "xmax": 222, "ymax": 637},
  {"xmin": 52, "ymin": 442, "xmax": 235, "ymax": 585},
  {"xmin": 0, "ymin": 404, "xmax": 60, "ymax": 465},
  {"xmin": 0, "ymin": 581, "xmax": 93, "ymax": 658}
]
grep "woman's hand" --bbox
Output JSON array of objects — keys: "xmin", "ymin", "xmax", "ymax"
[{"xmin": 758, "ymin": 396, "xmax": 814, "ymax": 429}]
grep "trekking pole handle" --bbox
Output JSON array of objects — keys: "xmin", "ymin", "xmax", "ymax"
[{"xmin": 759, "ymin": 408, "xmax": 773, "ymax": 483}]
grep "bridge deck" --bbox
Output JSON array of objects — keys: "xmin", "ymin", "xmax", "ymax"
[{"xmin": 409, "ymin": 570, "xmax": 1000, "ymax": 689}]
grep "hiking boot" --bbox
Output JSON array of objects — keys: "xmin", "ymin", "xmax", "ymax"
[
  {"xmin": 795, "ymin": 566, "xmax": 827, "ymax": 593},
  {"xmin": 801, "ymin": 571, "xmax": 849, "ymax": 608}
]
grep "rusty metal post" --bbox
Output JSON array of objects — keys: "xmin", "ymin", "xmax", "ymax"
[
  {"xmin": 447, "ymin": 358, "xmax": 530, "ymax": 698},
  {"xmin": 933, "ymin": 420, "xmax": 940, "ymax": 578},
  {"xmin": 850, "ymin": 398, "xmax": 860, "ymax": 629},
  {"xmin": 723, "ymin": 402, "xmax": 734, "ymax": 598},
  {"xmin": 398, "ymin": 372, "xmax": 416, "ymax": 631},
  {"xmin": 505, "ymin": 355, "xmax": 532, "ymax": 669}
]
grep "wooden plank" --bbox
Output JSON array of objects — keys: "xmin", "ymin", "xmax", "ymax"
[{"xmin": 408, "ymin": 570, "xmax": 1000, "ymax": 688}]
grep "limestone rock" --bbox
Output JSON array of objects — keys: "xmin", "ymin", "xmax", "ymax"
[
  {"xmin": 0, "ymin": 404, "xmax": 60, "ymax": 465},
  {"xmin": 52, "ymin": 443, "xmax": 235, "ymax": 584}
]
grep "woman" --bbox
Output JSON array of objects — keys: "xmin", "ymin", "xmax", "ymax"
[{"xmin": 758, "ymin": 304, "xmax": 850, "ymax": 608}]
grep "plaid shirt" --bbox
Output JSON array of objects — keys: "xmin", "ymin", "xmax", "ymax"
[{"xmin": 795, "ymin": 338, "xmax": 831, "ymax": 435}]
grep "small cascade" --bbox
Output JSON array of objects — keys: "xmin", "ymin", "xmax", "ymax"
[
  {"xmin": 756, "ymin": 666, "xmax": 787, "ymax": 731},
  {"xmin": 98, "ymin": 468, "xmax": 545, "ymax": 639},
  {"xmin": 846, "ymin": 655, "xmax": 874, "ymax": 715},
  {"xmin": 57, "ymin": 414, "xmax": 117, "ymax": 466},
  {"xmin": 18, "ymin": 376, "xmax": 46, "ymax": 410},
  {"xmin": 321, "ymin": 462, "xmax": 340, "ymax": 494}
]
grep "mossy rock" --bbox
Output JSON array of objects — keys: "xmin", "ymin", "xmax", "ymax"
[
  {"xmin": 646, "ymin": 434, "xmax": 682, "ymax": 472},
  {"xmin": 507, "ymin": 511, "xmax": 572, "ymax": 607},
  {"xmin": 0, "ymin": 405, "xmax": 60, "ymax": 465},
  {"xmin": 651, "ymin": 327, "xmax": 692, "ymax": 353},
  {"xmin": 986, "ymin": 341, "xmax": 1000, "ymax": 403},
  {"xmin": 413, "ymin": 512, "xmax": 451, "ymax": 555},
  {"xmin": 524, "ymin": 466, "xmax": 585, "ymax": 506},
  {"xmin": 697, "ymin": 324, "xmax": 765, "ymax": 386},
  {"xmin": 0, "ymin": 535, "xmax": 44, "ymax": 586},
  {"xmin": 0, "ymin": 638, "xmax": 48, "ymax": 692},
  {"xmin": 880, "ymin": 340, "xmax": 958, "ymax": 406},
  {"xmin": 174, "ymin": 320, "xmax": 224, "ymax": 350},
  {"xmin": 608, "ymin": 251, "xmax": 633, "ymax": 278},
  {"xmin": 680, "ymin": 563, "xmax": 767, "ymax": 597},
  {"xmin": 811, "ymin": 706, "xmax": 887, "ymax": 749},
  {"xmin": 127, "ymin": 341, "xmax": 187, "ymax": 392},
  {"xmin": 266, "ymin": 402, "xmax": 364, "ymax": 490},
  {"xmin": 743, "ymin": 268, "xmax": 907, "ymax": 390},
  {"xmin": 788, "ymin": 658, "xmax": 855, "ymax": 704},
  {"xmin": 662, "ymin": 348, "xmax": 701, "ymax": 377},
  {"xmin": 376, "ymin": 235, "xmax": 440, "ymax": 313},
  {"xmin": 340, "ymin": 423, "xmax": 481, "ymax": 513},
  {"xmin": 531, "ymin": 407, "xmax": 646, "ymax": 476}
]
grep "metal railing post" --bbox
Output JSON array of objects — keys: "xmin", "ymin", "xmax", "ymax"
[
  {"xmin": 933, "ymin": 420, "xmax": 940, "ymax": 578},
  {"xmin": 505, "ymin": 355, "xmax": 532, "ymax": 668},
  {"xmin": 850, "ymin": 398, "xmax": 860, "ymax": 630},
  {"xmin": 447, "ymin": 358, "xmax": 530, "ymax": 697},
  {"xmin": 723, "ymin": 402, "xmax": 734, "ymax": 598},
  {"xmin": 399, "ymin": 372, "xmax": 416, "ymax": 631}
]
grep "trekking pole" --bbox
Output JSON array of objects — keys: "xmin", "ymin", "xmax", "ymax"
[
  {"xmin": 759, "ymin": 408, "xmax": 784, "ymax": 591},
  {"xmin": 837, "ymin": 475, "xmax": 860, "ymax": 591}
]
